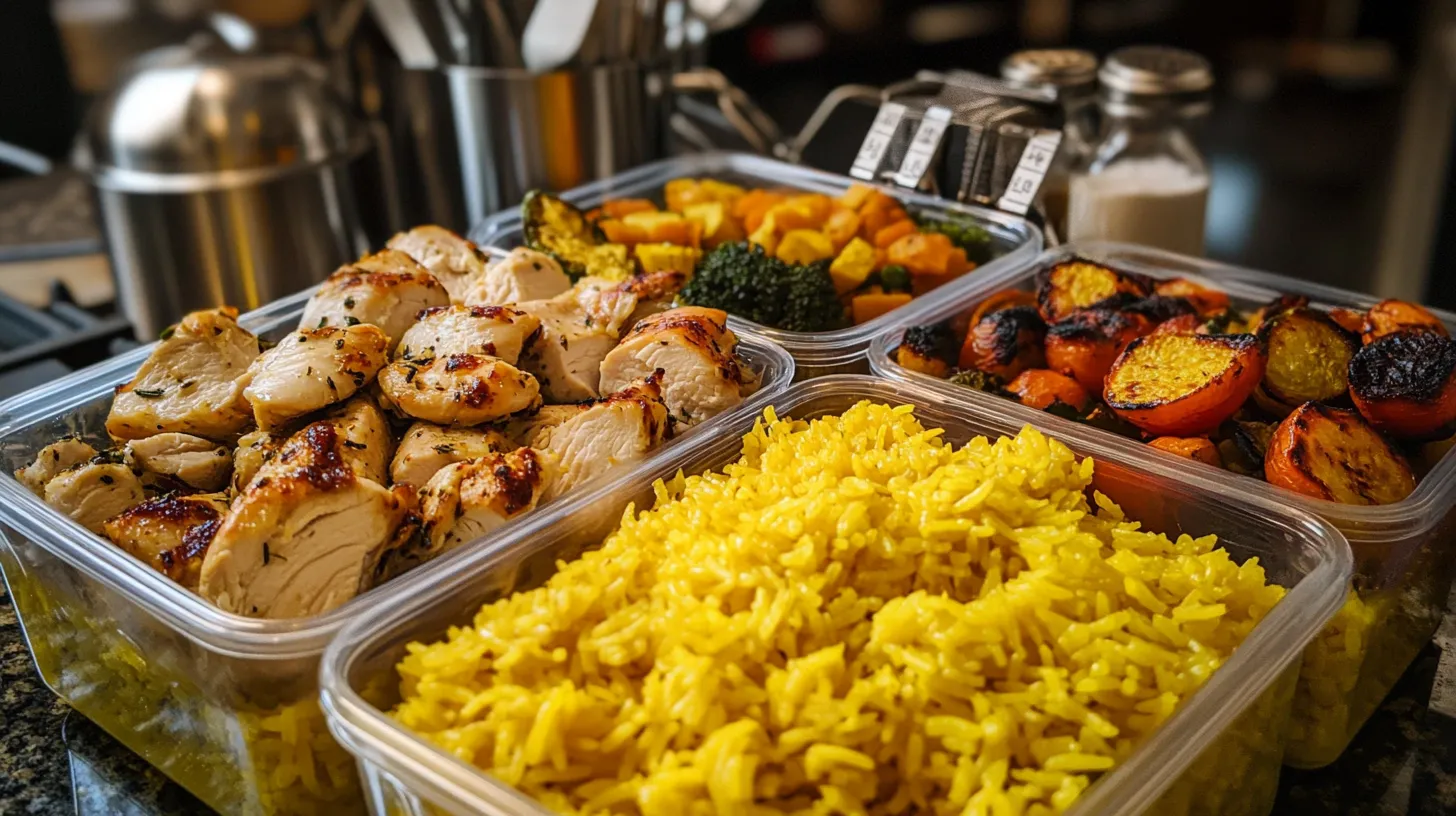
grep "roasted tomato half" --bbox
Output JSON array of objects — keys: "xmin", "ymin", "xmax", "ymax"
[
  {"xmin": 1045, "ymin": 309, "xmax": 1151, "ymax": 394},
  {"xmin": 1035, "ymin": 259, "xmax": 1152, "ymax": 322},
  {"xmin": 1103, "ymin": 332, "xmax": 1266, "ymax": 437},
  {"xmin": 1265, "ymin": 402, "xmax": 1416, "ymax": 505},
  {"xmin": 1348, "ymin": 330, "xmax": 1456, "ymax": 441},
  {"xmin": 1257, "ymin": 307, "xmax": 1358, "ymax": 409},
  {"xmin": 959, "ymin": 306, "xmax": 1046, "ymax": 379}
]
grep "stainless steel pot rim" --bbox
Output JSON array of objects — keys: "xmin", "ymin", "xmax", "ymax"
[{"xmin": 76, "ymin": 134, "xmax": 372, "ymax": 194}]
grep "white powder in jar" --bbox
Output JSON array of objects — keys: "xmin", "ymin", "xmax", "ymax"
[{"xmin": 1067, "ymin": 157, "xmax": 1209, "ymax": 255}]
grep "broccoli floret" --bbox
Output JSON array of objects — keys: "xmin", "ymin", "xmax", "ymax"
[
  {"xmin": 780, "ymin": 261, "xmax": 849, "ymax": 332},
  {"xmin": 947, "ymin": 368, "xmax": 1006, "ymax": 394},
  {"xmin": 917, "ymin": 216, "xmax": 994, "ymax": 265},
  {"xmin": 679, "ymin": 243, "xmax": 847, "ymax": 332}
]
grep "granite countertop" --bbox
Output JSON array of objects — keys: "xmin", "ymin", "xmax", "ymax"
[{"xmin": 3, "ymin": 582, "xmax": 1456, "ymax": 815}]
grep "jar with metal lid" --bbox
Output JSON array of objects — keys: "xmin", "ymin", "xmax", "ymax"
[
  {"xmin": 1067, "ymin": 45, "xmax": 1213, "ymax": 255},
  {"xmin": 1001, "ymin": 48, "xmax": 1099, "ymax": 239},
  {"xmin": 75, "ymin": 26, "xmax": 372, "ymax": 338}
]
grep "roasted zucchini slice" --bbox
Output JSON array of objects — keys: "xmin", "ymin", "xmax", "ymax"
[{"xmin": 522, "ymin": 190, "xmax": 633, "ymax": 281}]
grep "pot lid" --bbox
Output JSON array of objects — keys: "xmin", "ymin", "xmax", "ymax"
[{"xmin": 79, "ymin": 32, "xmax": 361, "ymax": 179}]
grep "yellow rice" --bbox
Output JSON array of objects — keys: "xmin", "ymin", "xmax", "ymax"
[{"xmin": 392, "ymin": 402, "xmax": 1286, "ymax": 814}]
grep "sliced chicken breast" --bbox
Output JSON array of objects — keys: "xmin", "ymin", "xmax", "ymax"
[
  {"xmin": 320, "ymin": 395, "xmax": 393, "ymax": 484},
  {"xmin": 533, "ymin": 378, "xmax": 669, "ymax": 501},
  {"xmin": 106, "ymin": 307, "xmax": 259, "ymax": 442},
  {"xmin": 243, "ymin": 324, "xmax": 389, "ymax": 431},
  {"xmin": 232, "ymin": 430, "xmax": 280, "ymax": 494},
  {"xmin": 124, "ymin": 433, "xmax": 232, "ymax": 492},
  {"xmin": 619, "ymin": 269, "xmax": 689, "ymax": 328},
  {"xmin": 397, "ymin": 305, "xmax": 541, "ymax": 365},
  {"xmin": 298, "ymin": 250, "xmax": 449, "ymax": 351},
  {"xmin": 15, "ymin": 438, "xmax": 98, "ymax": 496},
  {"xmin": 461, "ymin": 247, "xmax": 571, "ymax": 306},
  {"xmin": 103, "ymin": 493, "xmax": 228, "ymax": 591},
  {"xmin": 44, "ymin": 461, "xmax": 145, "ymax": 534},
  {"xmin": 385, "ymin": 225, "xmax": 490, "ymax": 302},
  {"xmin": 369, "ymin": 486, "xmax": 425, "ymax": 584},
  {"xmin": 198, "ymin": 422, "xmax": 410, "ymax": 619},
  {"xmin": 500, "ymin": 404, "xmax": 590, "ymax": 448},
  {"xmin": 599, "ymin": 307, "xmax": 747, "ymax": 428},
  {"xmin": 419, "ymin": 448, "xmax": 546, "ymax": 559},
  {"xmin": 515, "ymin": 283, "xmax": 638, "ymax": 403},
  {"xmin": 390, "ymin": 422, "xmax": 510, "ymax": 487},
  {"xmin": 377, "ymin": 354, "xmax": 540, "ymax": 426}
]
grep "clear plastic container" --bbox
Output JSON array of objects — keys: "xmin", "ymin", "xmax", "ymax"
[
  {"xmin": 869, "ymin": 240, "xmax": 1456, "ymax": 768},
  {"xmin": 467, "ymin": 152, "xmax": 1042, "ymax": 379},
  {"xmin": 0, "ymin": 289, "xmax": 794, "ymax": 816},
  {"xmin": 319, "ymin": 375, "xmax": 1350, "ymax": 816}
]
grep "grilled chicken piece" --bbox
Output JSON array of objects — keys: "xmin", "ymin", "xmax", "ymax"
[
  {"xmin": 43, "ymin": 461, "xmax": 145, "ymax": 534},
  {"xmin": 232, "ymin": 430, "xmax": 280, "ymax": 494},
  {"xmin": 16, "ymin": 438, "xmax": 98, "ymax": 496},
  {"xmin": 532, "ymin": 378, "xmax": 669, "ymax": 501},
  {"xmin": 320, "ymin": 395, "xmax": 394, "ymax": 484},
  {"xmin": 377, "ymin": 354, "xmax": 540, "ymax": 426},
  {"xmin": 103, "ymin": 493, "xmax": 228, "ymax": 590},
  {"xmin": 500, "ymin": 404, "xmax": 590, "ymax": 448},
  {"xmin": 419, "ymin": 448, "xmax": 547, "ymax": 559},
  {"xmin": 516, "ymin": 283, "xmax": 638, "ymax": 403},
  {"xmin": 198, "ymin": 422, "xmax": 411, "ymax": 619},
  {"xmin": 298, "ymin": 250, "xmax": 450, "ymax": 351},
  {"xmin": 461, "ymin": 247, "xmax": 570, "ymax": 306},
  {"xmin": 107, "ymin": 307, "xmax": 259, "ymax": 442},
  {"xmin": 385, "ymin": 225, "xmax": 490, "ymax": 302},
  {"xmin": 599, "ymin": 307, "xmax": 747, "ymax": 428},
  {"xmin": 397, "ymin": 305, "xmax": 541, "ymax": 365},
  {"xmin": 619, "ymin": 269, "xmax": 689, "ymax": 329},
  {"xmin": 124, "ymin": 433, "xmax": 232, "ymax": 492},
  {"xmin": 390, "ymin": 422, "xmax": 510, "ymax": 487},
  {"xmin": 243, "ymin": 324, "xmax": 389, "ymax": 431}
]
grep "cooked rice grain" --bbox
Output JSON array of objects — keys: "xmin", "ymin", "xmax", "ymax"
[{"xmin": 392, "ymin": 402, "xmax": 1286, "ymax": 814}]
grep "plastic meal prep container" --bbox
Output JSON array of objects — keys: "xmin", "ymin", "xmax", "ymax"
[
  {"xmin": 0, "ymin": 288, "xmax": 794, "ymax": 816},
  {"xmin": 869, "ymin": 240, "xmax": 1456, "ymax": 769},
  {"xmin": 319, "ymin": 374, "xmax": 1351, "ymax": 816},
  {"xmin": 467, "ymin": 151, "xmax": 1042, "ymax": 379}
]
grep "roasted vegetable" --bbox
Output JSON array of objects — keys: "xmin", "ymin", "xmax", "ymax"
[
  {"xmin": 1349, "ymin": 330, "xmax": 1456, "ymax": 440},
  {"xmin": 665, "ymin": 178, "xmax": 745, "ymax": 212},
  {"xmin": 1327, "ymin": 307, "xmax": 1366, "ymax": 335},
  {"xmin": 1104, "ymin": 333, "xmax": 1266, "ymax": 436},
  {"xmin": 776, "ymin": 229, "xmax": 835, "ymax": 265},
  {"xmin": 959, "ymin": 306, "xmax": 1046, "ymax": 379},
  {"xmin": 1121, "ymin": 295, "xmax": 1197, "ymax": 324},
  {"xmin": 1362, "ymin": 298, "xmax": 1448, "ymax": 344},
  {"xmin": 1148, "ymin": 436, "xmax": 1223, "ymax": 467},
  {"xmin": 1247, "ymin": 295, "xmax": 1309, "ymax": 333},
  {"xmin": 851, "ymin": 292, "xmax": 912, "ymax": 325},
  {"xmin": 1230, "ymin": 420, "xmax": 1275, "ymax": 466},
  {"xmin": 886, "ymin": 232, "xmax": 958, "ymax": 278},
  {"xmin": 1257, "ymin": 307, "xmax": 1357, "ymax": 408},
  {"xmin": 1045, "ymin": 309, "xmax": 1151, "ymax": 393},
  {"xmin": 878, "ymin": 265, "xmax": 912, "ymax": 294},
  {"xmin": 634, "ymin": 244, "xmax": 701, "ymax": 276},
  {"xmin": 823, "ymin": 209, "xmax": 861, "ymax": 251},
  {"xmin": 1154, "ymin": 314, "xmax": 1205, "ymax": 335},
  {"xmin": 896, "ymin": 323, "xmax": 957, "ymax": 377},
  {"xmin": 947, "ymin": 368, "xmax": 1007, "ymax": 394},
  {"xmin": 1154, "ymin": 278, "xmax": 1231, "ymax": 316},
  {"xmin": 1036, "ymin": 259, "xmax": 1152, "ymax": 322},
  {"xmin": 522, "ymin": 191, "xmax": 632, "ymax": 280},
  {"xmin": 1007, "ymin": 369, "xmax": 1090, "ymax": 412},
  {"xmin": 683, "ymin": 202, "xmax": 744, "ymax": 248},
  {"xmin": 916, "ymin": 215, "xmax": 994, "ymax": 265},
  {"xmin": 829, "ymin": 238, "xmax": 877, "ymax": 294},
  {"xmin": 1078, "ymin": 405, "xmax": 1143, "ymax": 439},
  {"xmin": 969, "ymin": 289, "xmax": 1038, "ymax": 327},
  {"xmin": 1265, "ymin": 402, "xmax": 1416, "ymax": 505}
]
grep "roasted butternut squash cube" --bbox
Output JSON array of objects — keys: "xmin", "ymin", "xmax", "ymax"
[
  {"xmin": 634, "ymin": 243, "xmax": 701, "ymax": 276},
  {"xmin": 829, "ymin": 238, "xmax": 876, "ymax": 294},
  {"xmin": 851, "ymin": 292, "xmax": 912, "ymax": 324},
  {"xmin": 776, "ymin": 230, "xmax": 834, "ymax": 266}
]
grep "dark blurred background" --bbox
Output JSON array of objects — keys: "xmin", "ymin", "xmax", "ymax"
[{"xmin": 1, "ymin": 0, "xmax": 1454, "ymax": 304}]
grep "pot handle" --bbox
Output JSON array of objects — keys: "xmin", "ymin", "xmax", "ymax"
[
  {"xmin": 670, "ymin": 68, "xmax": 782, "ymax": 156},
  {"xmin": 0, "ymin": 140, "xmax": 54, "ymax": 176}
]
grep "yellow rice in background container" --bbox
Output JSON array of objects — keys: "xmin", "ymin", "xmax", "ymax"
[{"xmin": 392, "ymin": 402, "xmax": 1294, "ymax": 814}]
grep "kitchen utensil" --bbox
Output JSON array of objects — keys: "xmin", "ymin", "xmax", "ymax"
[{"xmin": 74, "ymin": 21, "xmax": 373, "ymax": 338}]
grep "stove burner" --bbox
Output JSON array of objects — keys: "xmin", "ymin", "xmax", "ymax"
[{"xmin": 0, "ymin": 281, "xmax": 134, "ymax": 397}]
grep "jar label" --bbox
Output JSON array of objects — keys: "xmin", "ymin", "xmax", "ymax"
[
  {"xmin": 997, "ymin": 129, "xmax": 1064, "ymax": 215},
  {"xmin": 849, "ymin": 102, "xmax": 907, "ymax": 181},
  {"xmin": 892, "ymin": 105, "xmax": 953, "ymax": 189}
]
